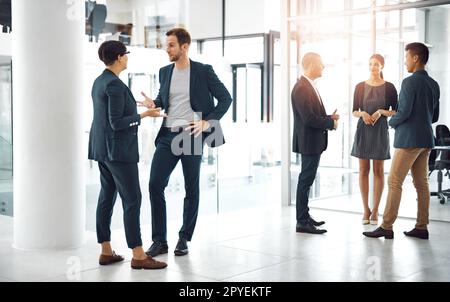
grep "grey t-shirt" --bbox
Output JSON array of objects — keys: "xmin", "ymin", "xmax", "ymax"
[{"xmin": 165, "ymin": 66, "xmax": 199, "ymax": 128}]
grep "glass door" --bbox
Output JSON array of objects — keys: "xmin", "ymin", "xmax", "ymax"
[
  {"xmin": 0, "ymin": 62, "xmax": 13, "ymax": 216},
  {"xmin": 217, "ymin": 62, "xmax": 280, "ymax": 212},
  {"xmin": 192, "ymin": 34, "xmax": 281, "ymax": 213}
]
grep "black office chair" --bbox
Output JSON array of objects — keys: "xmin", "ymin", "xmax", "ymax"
[
  {"xmin": 430, "ymin": 125, "xmax": 450, "ymax": 204},
  {"xmin": 88, "ymin": 3, "xmax": 107, "ymax": 42}
]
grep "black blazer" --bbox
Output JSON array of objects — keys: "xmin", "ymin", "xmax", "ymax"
[
  {"xmin": 291, "ymin": 76, "xmax": 334, "ymax": 155},
  {"xmin": 154, "ymin": 59, "xmax": 232, "ymax": 147},
  {"xmin": 88, "ymin": 69, "xmax": 141, "ymax": 163}
]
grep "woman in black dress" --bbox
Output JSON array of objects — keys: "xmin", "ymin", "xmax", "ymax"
[{"xmin": 351, "ymin": 54, "xmax": 398, "ymax": 225}]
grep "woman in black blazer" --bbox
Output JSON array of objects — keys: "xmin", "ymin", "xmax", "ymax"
[{"xmin": 88, "ymin": 41, "xmax": 167, "ymax": 269}]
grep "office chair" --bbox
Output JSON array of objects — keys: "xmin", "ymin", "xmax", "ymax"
[
  {"xmin": 437, "ymin": 124, "xmax": 450, "ymax": 145},
  {"xmin": 88, "ymin": 3, "xmax": 107, "ymax": 42},
  {"xmin": 430, "ymin": 125, "xmax": 450, "ymax": 204}
]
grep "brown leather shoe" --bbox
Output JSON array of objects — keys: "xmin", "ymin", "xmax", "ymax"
[
  {"xmin": 131, "ymin": 256, "xmax": 167, "ymax": 270},
  {"xmin": 99, "ymin": 251, "xmax": 125, "ymax": 265}
]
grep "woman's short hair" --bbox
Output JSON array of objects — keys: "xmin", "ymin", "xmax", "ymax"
[{"xmin": 98, "ymin": 40, "xmax": 128, "ymax": 66}]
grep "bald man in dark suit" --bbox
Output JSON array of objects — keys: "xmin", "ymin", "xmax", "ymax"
[{"xmin": 291, "ymin": 52, "xmax": 339, "ymax": 234}]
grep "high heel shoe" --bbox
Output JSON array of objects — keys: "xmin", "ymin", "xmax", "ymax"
[
  {"xmin": 362, "ymin": 210, "xmax": 371, "ymax": 225},
  {"xmin": 369, "ymin": 213, "xmax": 378, "ymax": 225}
]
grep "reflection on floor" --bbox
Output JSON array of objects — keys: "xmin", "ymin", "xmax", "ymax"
[
  {"xmin": 1, "ymin": 205, "xmax": 449, "ymax": 282},
  {"xmin": 310, "ymin": 192, "xmax": 450, "ymax": 222},
  {"xmin": 292, "ymin": 167, "xmax": 450, "ymax": 222},
  {"xmin": 85, "ymin": 162, "xmax": 281, "ymax": 231},
  {"xmin": 2, "ymin": 159, "xmax": 450, "ymax": 281}
]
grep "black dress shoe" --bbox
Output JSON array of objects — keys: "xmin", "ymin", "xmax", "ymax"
[
  {"xmin": 296, "ymin": 222, "xmax": 327, "ymax": 234},
  {"xmin": 308, "ymin": 216, "xmax": 325, "ymax": 226},
  {"xmin": 174, "ymin": 238, "xmax": 188, "ymax": 256},
  {"xmin": 145, "ymin": 241, "xmax": 168, "ymax": 257},
  {"xmin": 363, "ymin": 227, "xmax": 394, "ymax": 239},
  {"xmin": 404, "ymin": 228, "xmax": 429, "ymax": 239}
]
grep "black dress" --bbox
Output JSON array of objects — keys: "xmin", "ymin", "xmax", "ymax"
[{"xmin": 351, "ymin": 81, "xmax": 398, "ymax": 160}]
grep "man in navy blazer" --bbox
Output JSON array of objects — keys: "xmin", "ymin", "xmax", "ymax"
[
  {"xmin": 364, "ymin": 42, "xmax": 440, "ymax": 240},
  {"xmin": 291, "ymin": 52, "xmax": 339, "ymax": 235},
  {"xmin": 139, "ymin": 28, "xmax": 232, "ymax": 256}
]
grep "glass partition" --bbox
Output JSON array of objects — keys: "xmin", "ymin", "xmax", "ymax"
[
  {"xmin": 0, "ymin": 63, "xmax": 12, "ymax": 216},
  {"xmin": 194, "ymin": 34, "xmax": 281, "ymax": 213},
  {"xmin": 286, "ymin": 0, "xmax": 450, "ymax": 221}
]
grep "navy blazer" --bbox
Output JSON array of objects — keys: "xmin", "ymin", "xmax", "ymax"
[
  {"xmin": 154, "ymin": 60, "xmax": 232, "ymax": 148},
  {"xmin": 291, "ymin": 76, "xmax": 335, "ymax": 155},
  {"xmin": 88, "ymin": 69, "xmax": 141, "ymax": 163},
  {"xmin": 389, "ymin": 70, "xmax": 440, "ymax": 148}
]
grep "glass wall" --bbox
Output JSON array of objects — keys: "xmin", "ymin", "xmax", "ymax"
[
  {"xmin": 289, "ymin": 3, "xmax": 356, "ymax": 202},
  {"xmin": 286, "ymin": 0, "xmax": 450, "ymax": 220},
  {"xmin": 82, "ymin": 32, "xmax": 282, "ymax": 230},
  {"xmin": 0, "ymin": 62, "xmax": 12, "ymax": 216},
  {"xmin": 192, "ymin": 34, "xmax": 282, "ymax": 213}
]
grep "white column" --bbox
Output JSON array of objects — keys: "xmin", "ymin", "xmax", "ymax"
[
  {"xmin": 131, "ymin": 1, "xmax": 146, "ymax": 47},
  {"xmin": 281, "ymin": 0, "xmax": 291, "ymax": 206},
  {"xmin": 12, "ymin": 0, "xmax": 85, "ymax": 250}
]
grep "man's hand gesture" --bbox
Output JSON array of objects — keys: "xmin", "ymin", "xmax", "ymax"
[{"xmin": 136, "ymin": 91, "xmax": 156, "ymax": 109}]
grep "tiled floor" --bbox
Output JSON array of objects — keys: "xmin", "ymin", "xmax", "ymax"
[{"xmin": 1, "ymin": 203, "xmax": 450, "ymax": 282}]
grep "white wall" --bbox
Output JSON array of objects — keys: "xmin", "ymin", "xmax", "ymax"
[
  {"xmin": 188, "ymin": 0, "xmax": 222, "ymax": 39},
  {"xmin": 0, "ymin": 33, "xmax": 11, "ymax": 57},
  {"xmin": 264, "ymin": 0, "xmax": 281, "ymax": 33},
  {"xmin": 225, "ymin": 0, "xmax": 265, "ymax": 36},
  {"xmin": 188, "ymin": 0, "xmax": 280, "ymax": 39}
]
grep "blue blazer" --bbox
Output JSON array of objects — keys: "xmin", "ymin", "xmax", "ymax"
[
  {"xmin": 154, "ymin": 60, "xmax": 232, "ymax": 147},
  {"xmin": 389, "ymin": 70, "xmax": 440, "ymax": 148},
  {"xmin": 88, "ymin": 69, "xmax": 141, "ymax": 163}
]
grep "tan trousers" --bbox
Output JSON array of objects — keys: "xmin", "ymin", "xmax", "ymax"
[{"xmin": 381, "ymin": 148, "xmax": 431, "ymax": 230}]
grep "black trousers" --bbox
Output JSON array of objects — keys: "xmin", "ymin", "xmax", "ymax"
[
  {"xmin": 296, "ymin": 154, "xmax": 321, "ymax": 224},
  {"xmin": 149, "ymin": 128, "xmax": 204, "ymax": 242},
  {"xmin": 96, "ymin": 161, "xmax": 142, "ymax": 249}
]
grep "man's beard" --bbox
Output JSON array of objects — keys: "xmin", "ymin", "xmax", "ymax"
[{"xmin": 169, "ymin": 53, "xmax": 181, "ymax": 62}]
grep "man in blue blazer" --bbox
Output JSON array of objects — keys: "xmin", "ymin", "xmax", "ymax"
[
  {"xmin": 364, "ymin": 42, "xmax": 440, "ymax": 240},
  {"xmin": 139, "ymin": 28, "xmax": 232, "ymax": 256}
]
